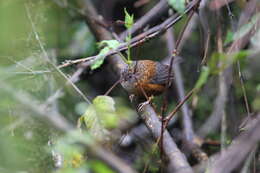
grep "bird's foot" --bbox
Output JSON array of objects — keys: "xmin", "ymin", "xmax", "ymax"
[
  {"xmin": 129, "ymin": 94, "xmax": 135, "ymax": 103},
  {"xmin": 137, "ymin": 96, "xmax": 153, "ymax": 112}
]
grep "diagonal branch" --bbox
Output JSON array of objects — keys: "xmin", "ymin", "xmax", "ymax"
[
  {"xmin": 59, "ymin": 0, "xmax": 201, "ymax": 69},
  {"xmin": 195, "ymin": 113, "xmax": 260, "ymax": 173},
  {"xmin": 138, "ymin": 104, "xmax": 193, "ymax": 173},
  {"xmin": 119, "ymin": 0, "xmax": 169, "ymax": 40},
  {"xmin": 0, "ymin": 82, "xmax": 138, "ymax": 173}
]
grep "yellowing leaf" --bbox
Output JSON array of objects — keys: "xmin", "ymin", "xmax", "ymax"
[{"xmin": 93, "ymin": 96, "xmax": 118, "ymax": 129}]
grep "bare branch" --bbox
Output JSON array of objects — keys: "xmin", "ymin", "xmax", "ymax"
[
  {"xmin": 197, "ymin": 0, "xmax": 259, "ymax": 137},
  {"xmin": 196, "ymin": 114, "xmax": 260, "ymax": 173},
  {"xmin": 59, "ymin": 0, "xmax": 201, "ymax": 69},
  {"xmin": 138, "ymin": 104, "xmax": 193, "ymax": 173},
  {"xmin": 119, "ymin": 0, "xmax": 169, "ymax": 40}
]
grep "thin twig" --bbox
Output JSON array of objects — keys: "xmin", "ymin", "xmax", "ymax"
[
  {"xmin": 26, "ymin": 2, "xmax": 92, "ymax": 104},
  {"xmin": 237, "ymin": 61, "xmax": 251, "ymax": 117},
  {"xmin": 174, "ymin": 6, "xmax": 198, "ymax": 53},
  {"xmin": 164, "ymin": 88, "xmax": 195, "ymax": 127},
  {"xmin": 0, "ymin": 82, "xmax": 138, "ymax": 173},
  {"xmin": 59, "ymin": 0, "xmax": 200, "ymax": 69},
  {"xmin": 104, "ymin": 78, "xmax": 122, "ymax": 96},
  {"xmin": 198, "ymin": 0, "xmax": 259, "ymax": 137},
  {"xmin": 120, "ymin": 0, "xmax": 169, "ymax": 40},
  {"xmin": 159, "ymin": 2, "xmax": 200, "ymax": 153}
]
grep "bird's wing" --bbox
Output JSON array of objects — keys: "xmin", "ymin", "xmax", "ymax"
[{"xmin": 150, "ymin": 63, "xmax": 174, "ymax": 85}]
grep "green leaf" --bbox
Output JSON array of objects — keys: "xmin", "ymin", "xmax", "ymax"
[
  {"xmin": 93, "ymin": 96, "xmax": 115, "ymax": 111},
  {"xmin": 256, "ymin": 84, "xmax": 260, "ymax": 92},
  {"xmin": 168, "ymin": 0, "xmax": 185, "ymax": 13},
  {"xmin": 232, "ymin": 50, "xmax": 249, "ymax": 61},
  {"xmin": 98, "ymin": 40, "xmax": 120, "ymax": 49},
  {"xmin": 93, "ymin": 96, "xmax": 119, "ymax": 129},
  {"xmin": 91, "ymin": 47, "xmax": 109, "ymax": 70},
  {"xmin": 124, "ymin": 8, "xmax": 134, "ymax": 29},
  {"xmin": 78, "ymin": 95, "xmax": 119, "ymax": 140},
  {"xmin": 224, "ymin": 30, "xmax": 234, "ymax": 45},
  {"xmin": 194, "ymin": 66, "xmax": 210, "ymax": 90},
  {"xmin": 208, "ymin": 52, "xmax": 226, "ymax": 74},
  {"xmin": 78, "ymin": 103, "xmax": 107, "ymax": 140},
  {"xmin": 208, "ymin": 50, "xmax": 248, "ymax": 75},
  {"xmin": 90, "ymin": 160, "xmax": 115, "ymax": 173},
  {"xmin": 91, "ymin": 40, "xmax": 120, "ymax": 70}
]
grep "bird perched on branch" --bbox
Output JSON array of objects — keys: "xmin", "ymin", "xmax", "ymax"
[{"xmin": 121, "ymin": 60, "xmax": 174, "ymax": 100}]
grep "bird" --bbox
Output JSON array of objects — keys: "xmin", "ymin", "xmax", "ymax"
[{"xmin": 120, "ymin": 60, "xmax": 174, "ymax": 101}]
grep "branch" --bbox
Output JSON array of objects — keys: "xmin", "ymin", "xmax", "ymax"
[
  {"xmin": 195, "ymin": 113, "xmax": 260, "ymax": 173},
  {"xmin": 138, "ymin": 104, "xmax": 193, "ymax": 173},
  {"xmin": 0, "ymin": 82, "xmax": 138, "ymax": 173},
  {"xmin": 164, "ymin": 27, "xmax": 208, "ymax": 162},
  {"xmin": 59, "ymin": 0, "xmax": 201, "ymax": 69},
  {"xmin": 197, "ymin": 0, "xmax": 259, "ymax": 137},
  {"xmin": 119, "ymin": 0, "xmax": 169, "ymax": 40}
]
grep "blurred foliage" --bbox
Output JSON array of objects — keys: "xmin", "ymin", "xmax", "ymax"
[
  {"xmin": 168, "ymin": 0, "xmax": 185, "ymax": 13},
  {"xmin": 89, "ymin": 160, "xmax": 115, "ymax": 173},
  {"xmin": 78, "ymin": 95, "xmax": 135, "ymax": 140},
  {"xmin": 134, "ymin": 144, "xmax": 160, "ymax": 173},
  {"xmin": 0, "ymin": 0, "xmax": 96, "ymax": 172}
]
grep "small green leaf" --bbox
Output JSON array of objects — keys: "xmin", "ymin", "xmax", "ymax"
[
  {"xmin": 208, "ymin": 52, "xmax": 226, "ymax": 74},
  {"xmin": 168, "ymin": 0, "xmax": 185, "ymax": 13},
  {"xmin": 256, "ymin": 84, "xmax": 260, "ymax": 92},
  {"xmin": 98, "ymin": 40, "xmax": 120, "ymax": 49},
  {"xmin": 232, "ymin": 50, "xmax": 249, "ymax": 61},
  {"xmin": 208, "ymin": 51, "xmax": 248, "ymax": 74},
  {"xmin": 93, "ymin": 95, "xmax": 116, "ymax": 111},
  {"xmin": 125, "ymin": 35, "xmax": 131, "ymax": 42},
  {"xmin": 91, "ymin": 47, "xmax": 109, "ymax": 70},
  {"xmin": 224, "ymin": 30, "xmax": 234, "ymax": 45},
  {"xmin": 124, "ymin": 8, "xmax": 134, "ymax": 29},
  {"xmin": 194, "ymin": 66, "xmax": 210, "ymax": 90},
  {"xmin": 252, "ymin": 96, "xmax": 260, "ymax": 111},
  {"xmin": 91, "ymin": 40, "xmax": 120, "ymax": 70},
  {"xmin": 90, "ymin": 160, "xmax": 115, "ymax": 173}
]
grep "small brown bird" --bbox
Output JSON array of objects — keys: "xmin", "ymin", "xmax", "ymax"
[{"xmin": 121, "ymin": 60, "xmax": 174, "ymax": 99}]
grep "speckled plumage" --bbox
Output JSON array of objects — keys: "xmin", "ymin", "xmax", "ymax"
[{"xmin": 121, "ymin": 60, "xmax": 174, "ymax": 98}]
